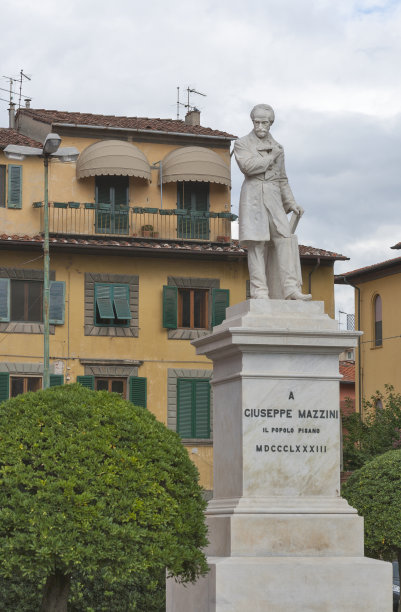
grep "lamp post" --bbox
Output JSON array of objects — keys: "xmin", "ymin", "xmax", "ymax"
[{"xmin": 4, "ymin": 135, "xmax": 79, "ymax": 388}]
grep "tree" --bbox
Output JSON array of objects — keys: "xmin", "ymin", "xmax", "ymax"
[
  {"xmin": 0, "ymin": 384, "xmax": 208, "ymax": 612},
  {"xmin": 342, "ymin": 385, "xmax": 401, "ymax": 470},
  {"xmin": 342, "ymin": 450, "xmax": 401, "ymax": 610}
]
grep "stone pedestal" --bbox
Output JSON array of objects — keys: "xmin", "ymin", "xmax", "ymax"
[{"xmin": 166, "ymin": 300, "xmax": 392, "ymax": 611}]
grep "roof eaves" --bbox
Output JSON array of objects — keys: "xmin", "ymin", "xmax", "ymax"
[
  {"xmin": 335, "ymin": 255, "xmax": 401, "ymax": 283},
  {"xmin": 51, "ymin": 122, "xmax": 236, "ymax": 141}
]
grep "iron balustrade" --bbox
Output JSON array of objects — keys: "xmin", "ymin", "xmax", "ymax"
[{"xmin": 33, "ymin": 202, "xmax": 237, "ymax": 243}]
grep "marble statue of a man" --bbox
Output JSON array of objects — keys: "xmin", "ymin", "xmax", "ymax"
[{"xmin": 234, "ymin": 104, "xmax": 312, "ymax": 301}]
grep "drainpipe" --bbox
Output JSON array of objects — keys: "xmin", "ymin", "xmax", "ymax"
[
  {"xmin": 341, "ymin": 276, "xmax": 362, "ymax": 414},
  {"xmin": 308, "ymin": 257, "xmax": 321, "ymax": 295}
]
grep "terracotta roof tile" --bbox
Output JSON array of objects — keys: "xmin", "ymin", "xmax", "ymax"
[
  {"xmin": 335, "ymin": 255, "xmax": 401, "ymax": 281},
  {"xmin": 298, "ymin": 244, "xmax": 348, "ymax": 260},
  {"xmin": 0, "ymin": 233, "xmax": 346, "ymax": 261},
  {"xmin": 17, "ymin": 108, "xmax": 236, "ymax": 139},
  {"xmin": 0, "ymin": 128, "xmax": 43, "ymax": 149},
  {"xmin": 340, "ymin": 361, "xmax": 355, "ymax": 382}
]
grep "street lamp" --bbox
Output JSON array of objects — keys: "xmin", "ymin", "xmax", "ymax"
[{"xmin": 4, "ymin": 134, "xmax": 79, "ymax": 389}]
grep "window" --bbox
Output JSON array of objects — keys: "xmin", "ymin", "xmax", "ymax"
[
  {"xmin": 84, "ymin": 273, "xmax": 138, "ymax": 337},
  {"xmin": 0, "ymin": 278, "xmax": 65, "ymax": 325},
  {"xmin": 177, "ymin": 378, "xmax": 210, "ymax": 439},
  {"xmin": 10, "ymin": 376, "xmax": 42, "ymax": 397},
  {"xmin": 163, "ymin": 279, "xmax": 229, "ymax": 338},
  {"xmin": 95, "ymin": 176, "xmax": 129, "ymax": 234},
  {"xmin": 95, "ymin": 377, "xmax": 126, "ymax": 396},
  {"xmin": 177, "ymin": 181, "xmax": 209, "ymax": 239},
  {"xmin": 178, "ymin": 288, "xmax": 208, "ymax": 329},
  {"xmin": 11, "ymin": 280, "xmax": 43, "ymax": 322},
  {"xmin": 0, "ymin": 372, "xmax": 63, "ymax": 402},
  {"xmin": 94, "ymin": 283, "xmax": 131, "ymax": 327},
  {"xmin": 77, "ymin": 375, "xmax": 146, "ymax": 408},
  {"xmin": 374, "ymin": 294, "xmax": 382, "ymax": 347}
]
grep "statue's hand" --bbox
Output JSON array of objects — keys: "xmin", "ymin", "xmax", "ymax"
[{"xmin": 289, "ymin": 203, "xmax": 304, "ymax": 216}]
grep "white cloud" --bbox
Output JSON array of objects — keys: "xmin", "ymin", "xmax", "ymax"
[{"xmin": 1, "ymin": 0, "xmax": 401, "ymax": 322}]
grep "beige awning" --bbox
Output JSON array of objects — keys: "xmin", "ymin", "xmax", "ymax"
[
  {"xmin": 76, "ymin": 140, "xmax": 151, "ymax": 181},
  {"xmin": 160, "ymin": 146, "xmax": 231, "ymax": 187}
]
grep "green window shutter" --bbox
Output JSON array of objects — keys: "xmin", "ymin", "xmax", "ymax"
[
  {"xmin": 0, "ymin": 372, "xmax": 9, "ymax": 403},
  {"xmin": 129, "ymin": 376, "xmax": 147, "ymax": 408},
  {"xmin": 0, "ymin": 278, "xmax": 10, "ymax": 322},
  {"xmin": 49, "ymin": 374, "xmax": 64, "ymax": 387},
  {"xmin": 0, "ymin": 165, "xmax": 6, "ymax": 207},
  {"xmin": 77, "ymin": 375, "xmax": 95, "ymax": 390},
  {"xmin": 177, "ymin": 379, "xmax": 211, "ymax": 439},
  {"xmin": 113, "ymin": 285, "xmax": 131, "ymax": 320},
  {"xmin": 212, "ymin": 288, "xmax": 229, "ymax": 327},
  {"xmin": 194, "ymin": 380, "xmax": 210, "ymax": 439},
  {"xmin": 95, "ymin": 284, "xmax": 114, "ymax": 319},
  {"xmin": 163, "ymin": 285, "xmax": 177, "ymax": 329},
  {"xmin": 7, "ymin": 165, "xmax": 22, "ymax": 209},
  {"xmin": 49, "ymin": 281, "xmax": 65, "ymax": 324},
  {"xmin": 177, "ymin": 379, "xmax": 193, "ymax": 437}
]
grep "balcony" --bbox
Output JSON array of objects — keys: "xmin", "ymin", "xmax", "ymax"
[{"xmin": 33, "ymin": 202, "xmax": 237, "ymax": 243}]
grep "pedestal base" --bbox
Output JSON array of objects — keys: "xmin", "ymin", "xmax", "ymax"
[
  {"xmin": 167, "ymin": 556, "xmax": 392, "ymax": 612},
  {"xmin": 166, "ymin": 302, "xmax": 392, "ymax": 610}
]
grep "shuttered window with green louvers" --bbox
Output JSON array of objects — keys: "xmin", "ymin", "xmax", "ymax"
[
  {"xmin": 177, "ymin": 378, "xmax": 210, "ymax": 439},
  {"xmin": 94, "ymin": 283, "xmax": 131, "ymax": 327},
  {"xmin": 0, "ymin": 372, "xmax": 10, "ymax": 403},
  {"xmin": 7, "ymin": 165, "xmax": 22, "ymax": 209},
  {"xmin": 49, "ymin": 374, "xmax": 64, "ymax": 387},
  {"xmin": 129, "ymin": 377, "xmax": 147, "ymax": 408},
  {"xmin": 211, "ymin": 288, "xmax": 229, "ymax": 327},
  {"xmin": 77, "ymin": 376, "xmax": 95, "ymax": 390},
  {"xmin": 0, "ymin": 165, "xmax": 6, "ymax": 207}
]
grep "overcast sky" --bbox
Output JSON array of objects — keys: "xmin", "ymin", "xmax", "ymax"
[{"xmin": 2, "ymin": 0, "xmax": 401, "ymax": 324}]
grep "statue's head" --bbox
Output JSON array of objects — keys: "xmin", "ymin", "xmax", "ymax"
[{"xmin": 250, "ymin": 104, "xmax": 275, "ymax": 139}]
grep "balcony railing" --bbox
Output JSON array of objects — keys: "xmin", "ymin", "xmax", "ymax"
[{"xmin": 33, "ymin": 202, "xmax": 237, "ymax": 243}]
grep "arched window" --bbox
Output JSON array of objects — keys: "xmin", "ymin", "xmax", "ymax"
[{"xmin": 374, "ymin": 294, "xmax": 382, "ymax": 347}]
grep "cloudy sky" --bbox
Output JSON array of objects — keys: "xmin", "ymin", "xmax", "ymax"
[{"xmin": 2, "ymin": 0, "xmax": 401, "ymax": 323}]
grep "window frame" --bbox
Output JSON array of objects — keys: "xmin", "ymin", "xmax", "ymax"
[
  {"xmin": 94, "ymin": 282, "xmax": 131, "ymax": 328},
  {"xmin": 10, "ymin": 279, "xmax": 43, "ymax": 323},
  {"xmin": 177, "ymin": 287, "xmax": 209, "ymax": 329},
  {"xmin": 164, "ymin": 277, "xmax": 228, "ymax": 341},
  {"xmin": 10, "ymin": 375, "xmax": 42, "ymax": 397}
]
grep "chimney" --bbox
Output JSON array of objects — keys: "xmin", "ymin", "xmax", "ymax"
[
  {"xmin": 185, "ymin": 108, "xmax": 201, "ymax": 126},
  {"xmin": 25, "ymin": 98, "xmax": 31, "ymax": 109},
  {"xmin": 8, "ymin": 103, "xmax": 15, "ymax": 129}
]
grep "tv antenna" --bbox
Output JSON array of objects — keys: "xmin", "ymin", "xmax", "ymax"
[
  {"xmin": 176, "ymin": 86, "xmax": 206, "ymax": 120},
  {"xmin": 1, "ymin": 70, "xmax": 32, "ymax": 108}
]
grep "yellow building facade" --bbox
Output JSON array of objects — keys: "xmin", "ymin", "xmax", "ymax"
[
  {"xmin": 0, "ymin": 108, "xmax": 344, "ymax": 492},
  {"xmin": 337, "ymin": 255, "xmax": 401, "ymax": 413}
]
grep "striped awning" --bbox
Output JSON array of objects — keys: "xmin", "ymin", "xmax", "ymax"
[
  {"xmin": 76, "ymin": 140, "xmax": 151, "ymax": 181},
  {"xmin": 160, "ymin": 146, "xmax": 231, "ymax": 187}
]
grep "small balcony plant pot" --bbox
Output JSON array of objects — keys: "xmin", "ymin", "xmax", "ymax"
[
  {"xmin": 141, "ymin": 224, "xmax": 153, "ymax": 237},
  {"xmin": 151, "ymin": 231, "xmax": 159, "ymax": 238},
  {"xmin": 217, "ymin": 235, "xmax": 231, "ymax": 243}
]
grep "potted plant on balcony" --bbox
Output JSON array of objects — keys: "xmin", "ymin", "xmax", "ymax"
[{"xmin": 141, "ymin": 224, "xmax": 153, "ymax": 237}]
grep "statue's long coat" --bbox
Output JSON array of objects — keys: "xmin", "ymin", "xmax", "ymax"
[{"xmin": 234, "ymin": 130, "xmax": 297, "ymax": 243}]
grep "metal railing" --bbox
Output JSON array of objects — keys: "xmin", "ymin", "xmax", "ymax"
[{"xmin": 33, "ymin": 201, "xmax": 237, "ymax": 243}]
